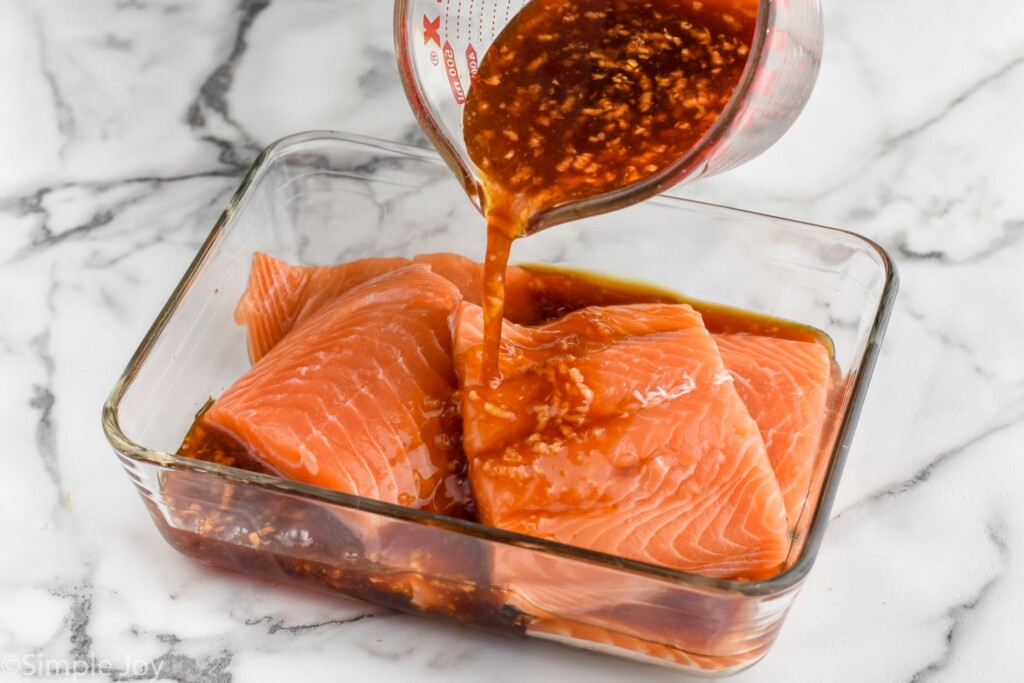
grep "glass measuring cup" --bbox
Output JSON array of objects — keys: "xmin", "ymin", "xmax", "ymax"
[{"xmin": 395, "ymin": 0, "xmax": 823, "ymax": 233}]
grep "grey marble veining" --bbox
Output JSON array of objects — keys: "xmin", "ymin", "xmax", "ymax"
[{"xmin": 2, "ymin": 0, "xmax": 1023, "ymax": 680}]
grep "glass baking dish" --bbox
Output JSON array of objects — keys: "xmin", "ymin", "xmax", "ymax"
[{"xmin": 102, "ymin": 131, "xmax": 897, "ymax": 675}]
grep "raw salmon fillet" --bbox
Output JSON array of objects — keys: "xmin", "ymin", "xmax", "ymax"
[
  {"xmin": 235, "ymin": 252, "xmax": 536, "ymax": 362},
  {"xmin": 204, "ymin": 265, "xmax": 471, "ymax": 516},
  {"xmin": 235, "ymin": 252, "xmax": 409, "ymax": 363},
  {"xmin": 452, "ymin": 301, "xmax": 791, "ymax": 579},
  {"xmin": 715, "ymin": 333, "xmax": 832, "ymax": 529}
]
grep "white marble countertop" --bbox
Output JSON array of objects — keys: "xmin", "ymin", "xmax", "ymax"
[{"xmin": 2, "ymin": 1, "xmax": 1023, "ymax": 681}]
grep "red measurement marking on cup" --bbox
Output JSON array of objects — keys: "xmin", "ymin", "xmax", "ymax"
[
  {"xmin": 442, "ymin": 41, "xmax": 467, "ymax": 103},
  {"xmin": 770, "ymin": 29, "xmax": 789, "ymax": 52},
  {"xmin": 477, "ymin": 0, "xmax": 486, "ymax": 43},
  {"xmin": 466, "ymin": 44, "xmax": 479, "ymax": 83},
  {"xmin": 755, "ymin": 68, "xmax": 778, "ymax": 97},
  {"xmin": 455, "ymin": 0, "xmax": 463, "ymax": 41},
  {"xmin": 423, "ymin": 14, "xmax": 441, "ymax": 47}
]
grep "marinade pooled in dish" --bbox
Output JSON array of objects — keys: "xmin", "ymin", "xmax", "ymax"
[{"xmin": 180, "ymin": 252, "xmax": 833, "ymax": 579}]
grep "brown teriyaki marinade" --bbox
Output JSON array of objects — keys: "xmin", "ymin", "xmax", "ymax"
[{"xmin": 463, "ymin": 0, "xmax": 758, "ymax": 378}]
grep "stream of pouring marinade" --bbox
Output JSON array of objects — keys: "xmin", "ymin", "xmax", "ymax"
[{"xmin": 462, "ymin": 0, "xmax": 757, "ymax": 379}]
